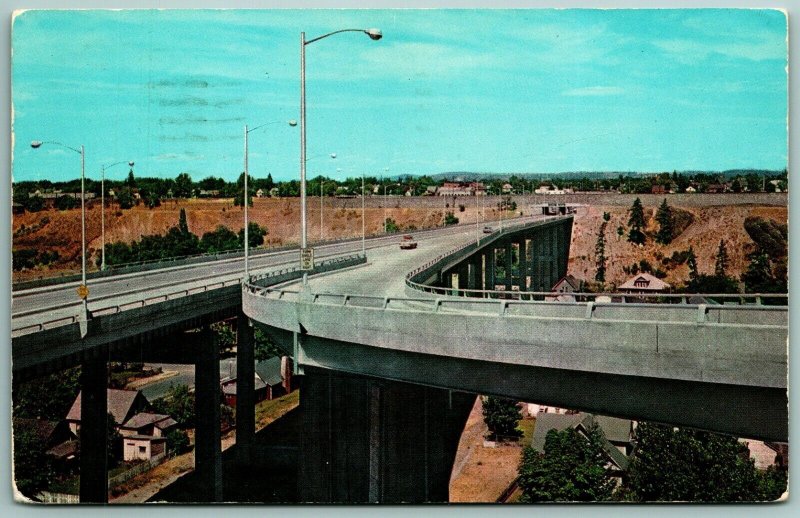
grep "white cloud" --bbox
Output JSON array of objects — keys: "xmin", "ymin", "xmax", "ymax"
[{"xmin": 562, "ymin": 86, "xmax": 624, "ymax": 97}]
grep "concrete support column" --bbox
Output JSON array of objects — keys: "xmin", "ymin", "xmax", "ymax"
[
  {"xmin": 195, "ymin": 325, "xmax": 222, "ymax": 502},
  {"xmin": 298, "ymin": 367, "xmax": 475, "ymax": 503},
  {"xmin": 236, "ymin": 312, "xmax": 255, "ymax": 464},
  {"xmin": 79, "ymin": 353, "xmax": 108, "ymax": 503},
  {"xmin": 504, "ymin": 241, "xmax": 513, "ymax": 291},
  {"xmin": 517, "ymin": 239, "xmax": 528, "ymax": 291},
  {"xmin": 554, "ymin": 224, "xmax": 565, "ymax": 280},
  {"xmin": 467, "ymin": 260, "xmax": 478, "ymax": 291},
  {"xmin": 484, "ymin": 248, "xmax": 495, "ymax": 292},
  {"xmin": 535, "ymin": 232, "xmax": 545, "ymax": 292}
]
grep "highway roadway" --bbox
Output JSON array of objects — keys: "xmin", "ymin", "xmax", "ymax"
[{"xmin": 11, "ymin": 215, "xmax": 544, "ymax": 334}]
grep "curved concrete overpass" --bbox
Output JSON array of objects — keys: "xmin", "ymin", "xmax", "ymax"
[{"xmin": 243, "ymin": 217, "xmax": 788, "ymax": 442}]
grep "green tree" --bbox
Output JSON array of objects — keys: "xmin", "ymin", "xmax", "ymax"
[
  {"xmin": 105, "ymin": 412, "xmax": 122, "ymax": 468},
  {"xmin": 238, "ymin": 222, "xmax": 267, "ymax": 249},
  {"xmin": 714, "ymin": 239, "xmax": 729, "ymax": 278},
  {"xmin": 12, "ymin": 425, "xmax": 54, "ymax": 498},
  {"xmin": 616, "ymin": 225, "xmax": 624, "ymax": 241},
  {"xmin": 174, "ymin": 172, "xmax": 193, "ymax": 198},
  {"xmin": 254, "ymin": 326, "xmax": 284, "ymax": 361},
  {"xmin": 384, "ymin": 218, "xmax": 400, "ymax": 233},
  {"xmin": 126, "ymin": 169, "xmax": 136, "ymax": 188},
  {"xmin": 443, "ymin": 212, "xmax": 459, "ymax": 226},
  {"xmin": 152, "ymin": 384, "xmax": 195, "ymax": 428},
  {"xmin": 165, "ymin": 429, "xmax": 190, "ymax": 455},
  {"xmin": 655, "ymin": 198, "xmax": 674, "ymax": 244},
  {"xmin": 627, "ymin": 197, "xmax": 646, "ymax": 245},
  {"xmin": 481, "ymin": 396, "xmax": 522, "ymax": 440},
  {"xmin": 117, "ymin": 187, "xmax": 136, "ymax": 209},
  {"xmin": 686, "ymin": 246, "xmax": 698, "ymax": 284},
  {"xmin": 518, "ymin": 424, "xmax": 614, "ymax": 502},
  {"xmin": 54, "ymin": 195, "xmax": 78, "ymax": 211},
  {"xmin": 595, "ymin": 218, "xmax": 608, "ymax": 283},
  {"xmin": 178, "ymin": 208, "xmax": 190, "ymax": 234},
  {"xmin": 212, "ymin": 321, "xmax": 236, "ymax": 355},
  {"xmin": 626, "ymin": 422, "xmax": 785, "ymax": 502},
  {"xmin": 13, "ymin": 367, "xmax": 81, "ymax": 420},
  {"xmin": 200, "ymin": 225, "xmax": 239, "ymax": 253}
]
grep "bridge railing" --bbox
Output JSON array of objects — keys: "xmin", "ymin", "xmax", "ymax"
[
  {"xmin": 12, "ymin": 253, "xmax": 366, "ymax": 337},
  {"xmin": 403, "ymin": 282, "xmax": 787, "ymax": 307},
  {"xmin": 244, "ymin": 286, "xmax": 787, "ymax": 327}
]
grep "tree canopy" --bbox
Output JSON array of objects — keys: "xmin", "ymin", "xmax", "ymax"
[
  {"xmin": 518, "ymin": 424, "xmax": 615, "ymax": 502},
  {"xmin": 482, "ymin": 396, "xmax": 522, "ymax": 440},
  {"xmin": 627, "ymin": 197, "xmax": 646, "ymax": 245},
  {"xmin": 626, "ymin": 422, "xmax": 786, "ymax": 502}
]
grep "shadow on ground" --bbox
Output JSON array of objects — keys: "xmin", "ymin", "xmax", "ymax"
[{"xmin": 148, "ymin": 407, "xmax": 301, "ymax": 503}]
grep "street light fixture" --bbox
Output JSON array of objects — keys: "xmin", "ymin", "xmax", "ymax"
[
  {"xmin": 244, "ymin": 119, "xmax": 298, "ymax": 280},
  {"xmin": 30, "ymin": 139, "xmax": 88, "ymax": 322},
  {"xmin": 100, "ymin": 160, "xmax": 134, "ymax": 271},
  {"xmin": 300, "ymin": 27, "xmax": 382, "ymax": 276}
]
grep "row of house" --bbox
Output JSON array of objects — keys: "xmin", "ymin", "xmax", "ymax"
[{"xmin": 528, "ymin": 405, "xmax": 789, "ymax": 484}]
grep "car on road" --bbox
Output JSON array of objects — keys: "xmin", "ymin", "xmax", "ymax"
[
  {"xmin": 399, "ymin": 234, "xmax": 418, "ymax": 249},
  {"xmin": 483, "ymin": 226, "xmax": 493, "ymax": 234}
]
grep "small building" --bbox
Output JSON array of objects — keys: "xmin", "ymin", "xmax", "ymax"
[
  {"xmin": 501, "ymin": 183, "xmax": 513, "ymax": 194},
  {"xmin": 66, "ymin": 388, "xmax": 150, "ymax": 435},
  {"xmin": 269, "ymin": 187, "xmax": 280, "ymax": 197},
  {"xmin": 256, "ymin": 188, "xmax": 265, "ymax": 198},
  {"xmin": 220, "ymin": 356, "xmax": 295, "ymax": 407},
  {"xmin": 685, "ymin": 185, "xmax": 697, "ymax": 193},
  {"xmin": 618, "ymin": 272, "xmax": 671, "ymax": 294},
  {"xmin": 651, "ymin": 185, "xmax": 668, "ymax": 195},
  {"xmin": 546, "ymin": 275, "xmax": 583, "ymax": 301},
  {"xmin": 425, "ymin": 186, "xmax": 438, "ymax": 196},
  {"xmin": 706, "ymin": 183, "xmax": 728, "ymax": 194},
  {"xmin": 119, "ymin": 413, "xmax": 177, "ymax": 438},
  {"xmin": 740, "ymin": 440, "xmax": 789, "ymax": 471},
  {"xmin": 13, "ymin": 417, "xmax": 78, "ymax": 468},
  {"xmin": 122, "ymin": 435, "xmax": 167, "ymax": 462}
]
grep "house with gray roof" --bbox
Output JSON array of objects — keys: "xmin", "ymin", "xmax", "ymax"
[
  {"xmin": 531, "ymin": 412, "xmax": 634, "ymax": 479},
  {"xmin": 220, "ymin": 356, "xmax": 294, "ymax": 407},
  {"xmin": 66, "ymin": 388, "xmax": 149, "ymax": 435}
]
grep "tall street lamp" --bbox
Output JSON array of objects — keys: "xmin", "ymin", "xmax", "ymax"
[
  {"xmin": 300, "ymin": 27, "xmax": 382, "ymax": 275},
  {"xmin": 30, "ymin": 140, "xmax": 88, "ymax": 319},
  {"xmin": 244, "ymin": 120, "xmax": 297, "ymax": 279},
  {"xmin": 361, "ymin": 170, "xmax": 366, "ymax": 256},
  {"xmin": 100, "ymin": 160, "xmax": 134, "ymax": 271}
]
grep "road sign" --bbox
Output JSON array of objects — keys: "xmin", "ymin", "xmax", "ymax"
[
  {"xmin": 76, "ymin": 284, "xmax": 89, "ymax": 299},
  {"xmin": 300, "ymin": 247, "xmax": 314, "ymax": 270}
]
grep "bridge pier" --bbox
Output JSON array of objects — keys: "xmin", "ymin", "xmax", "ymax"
[
  {"xmin": 194, "ymin": 325, "xmax": 223, "ymax": 502},
  {"xmin": 297, "ymin": 366, "xmax": 474, "ymax": 503},
  {"xmin": 517, "ymin": 238, "xmax": 528, "ymax": 291},
  {"xmin": 79, "ymin": 352, "xmax": 109, "ymax": 503},
  {"xmin": 235, "ymin": 312, "xmax": 256, "ymax": 464},
  {"xmin": 504, "ymin": 242, "xmax": 513, "ymax": 291},
  {"xmin": 484, "ymin": 248, "xmax": 494, "ymax": 291}
]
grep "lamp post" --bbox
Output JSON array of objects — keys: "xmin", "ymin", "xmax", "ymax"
[
  {"xmin": 319, "ymin": 154, "xmax": 337, "ymax": 242},
  {"xmin": 300, "ymin": 27, "xmax": 382, "ymax": 274},
  {"xmin": 30, "ymin": 140, "xmax": 88, "ymax": 316},
  {"xmin": 100, "ymin": 160, "xmax": 134, "ymax": 271},
  {"xmin": 361, "ymin": 170, "xmax": 366, "ymax": 255},
  {"xmin": 244, "ymin": 120, "xmax": 297, "ymax": 280}
]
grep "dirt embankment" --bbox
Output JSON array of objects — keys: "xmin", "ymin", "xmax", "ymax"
[
  {"xmin": 12, "ymin": 197, "xmax": 788, "ymax": 287},
  {"xmin": 568, "ymin": 203, "xmax": 787, "ymax": 288}
]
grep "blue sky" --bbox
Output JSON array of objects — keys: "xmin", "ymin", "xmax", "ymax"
[{"xmin": 11, "ymin": 8, "xmax": 787, "ymax": 183}]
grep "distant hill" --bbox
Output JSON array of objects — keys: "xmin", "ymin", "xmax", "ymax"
[{"xmin": 423, "ymin": 169, "xmax": 784, "ymax": 182}]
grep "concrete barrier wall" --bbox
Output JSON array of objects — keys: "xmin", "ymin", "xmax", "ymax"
[{"xmin": 243, "ymin": 292, "xmax": 787, "ymax": 390}]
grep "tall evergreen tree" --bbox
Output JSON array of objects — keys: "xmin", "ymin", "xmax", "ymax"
[
  {"xmin": 126, "ymin": 169, "xmax": 136, "ymax": 188},
  {"xmin": 686, "ymin": 246, "xmax": 699, "ymax": 283},
  {"xmin": 627, "ymin": 197, "xmax": 646, "ymax": 245},
  {"xmin": 481, "ymin": 396, "xmax": 522, "ymax": 440},
  {"xmin": 655, "ymin": 198, "xmax": 674, "ymax": 244},
  {"xmin": 595, "ymin": 218, "xmax": 608, "ymax": 283},
  {"xmin": 178, "ymin": 208, "xmax": 189, "ymax": 234},
  {"xmin": 715, "ymin": 239, "xmax": 730, "ymax": 278}
]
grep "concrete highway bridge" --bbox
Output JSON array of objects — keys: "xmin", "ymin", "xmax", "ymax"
[{"xmin": 12, "ymin": 214, "xmax": 788, "ymax": 503}]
